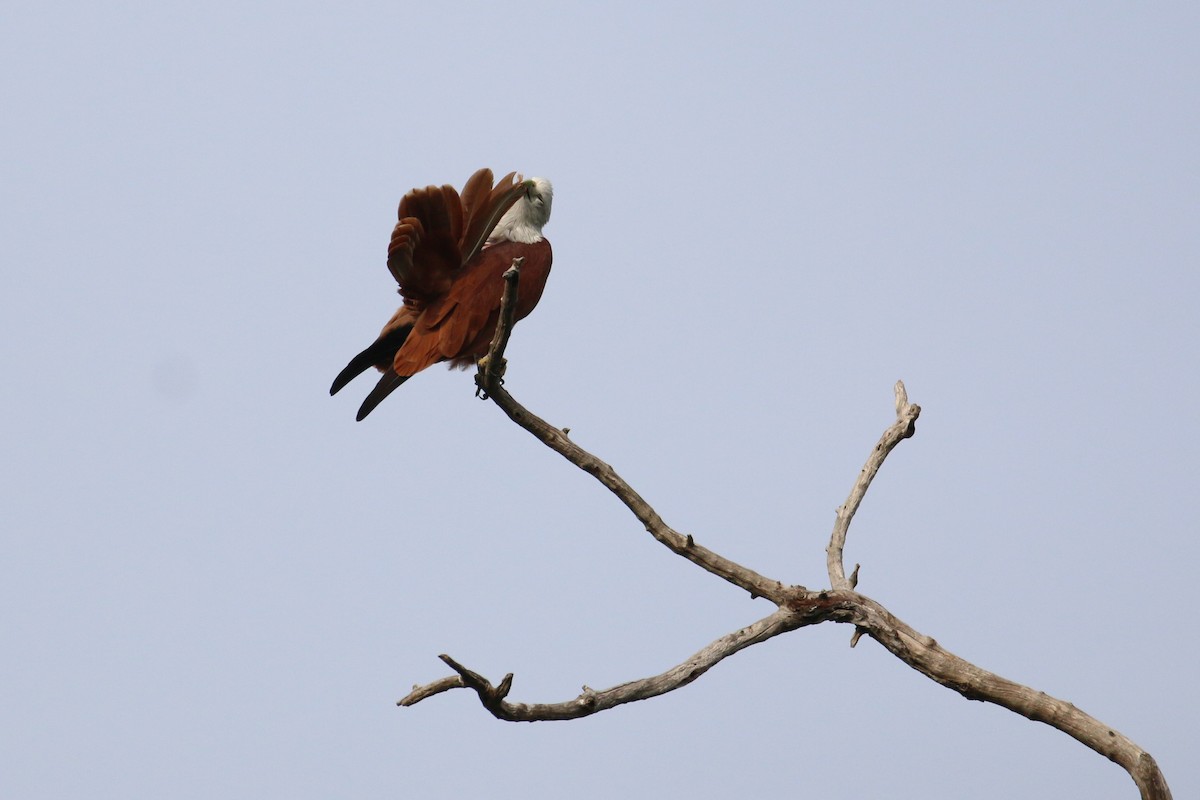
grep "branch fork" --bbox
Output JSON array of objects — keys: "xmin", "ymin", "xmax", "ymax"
[{"xmin": 399, "ymin": 263, "xmax": 1172, "ymax": 798}]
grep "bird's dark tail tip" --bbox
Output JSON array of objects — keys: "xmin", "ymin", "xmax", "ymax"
[
  {"xmin": 356, "ymin": 370, "xmax": 411, "ymax": 420},
  {"xmin": 330, "ymin": 364, "xmax": 362, "ymax": 396},
  {"xmin": 330, "ymin": 325, "xmax": 414, "ymax": 396}
]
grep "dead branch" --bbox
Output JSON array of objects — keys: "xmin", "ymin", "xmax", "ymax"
[
  {"xmin": 817, "ymin": 591, "xmax": 1172, "ymax": 800},
  {"xmin": 470, "ymin": 262, "xmax": 789, "ymax": 602},
  {"xmin": 400, "ymin": 608, "xmax": 805, "ymax": 720},
  {"xmin": 827, "ymin": 380, "xmax": 920, "ymax": 590},
  {"xmin": 473, "ymin": 257, "xmax": 524, "ymax": 400},
  {"xmin": 399, "ymin": 262, "xmax": 1172, "ymax": 799}
]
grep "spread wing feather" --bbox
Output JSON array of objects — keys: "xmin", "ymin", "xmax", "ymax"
[
  {"xmin": 385, "ymin": 218, "xmax": 422, "ymax": 286},
  {"xmin": 459, "ymin": 171, "xmax": 526, "ymax": 265},
  {"xmin": 384, "ymin": 172, "xmax": 523, "ymax": 304},
  {"xmin": 458, "ymin": 168, "xmax": 494, "ymax": 239},
  {"xmin": 388, "ymin": 184, "xmax": 461, "ymax": 303}
]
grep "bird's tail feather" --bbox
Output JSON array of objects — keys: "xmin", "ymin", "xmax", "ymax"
[
  {"xmin": 356, "ymin": 370, "xmax": 410, "ymax": 421},
  {"xmin": 329, "ymin": 325, "xmax": 413, "ymax": 396}
]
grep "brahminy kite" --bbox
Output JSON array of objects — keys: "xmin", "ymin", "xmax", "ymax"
[{"xmin": 330, "ymin": 168, "xmax": 554, "ymax": 420}]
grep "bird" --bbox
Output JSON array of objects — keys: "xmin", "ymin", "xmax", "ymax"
[{"xmin": 330, "ymin": 168, "xmax": 554, "ymax": 420}]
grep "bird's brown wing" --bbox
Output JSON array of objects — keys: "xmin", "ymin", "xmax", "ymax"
[
  {"xmin": 386, "ymin": 183, "xmax": 462, "ymax": 304},
  {"xmin": 390, "ymin": 247, "xmax": 510, "ymax": 376},
  {"xmin": 385, "ymin": 169, "xmax": 527, "ymax": 304},
  {"xmin": 392, "ymin": 240, "xmax": 553, "ymax": 376}
]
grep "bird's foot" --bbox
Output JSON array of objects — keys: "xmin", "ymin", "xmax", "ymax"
[
  {"xmin": 478, "ymin": 354, "xmax": 507, "ymax": 378},
  {"xmin": 475, "ymin": 355, "xmax": 507, "ymax": 399}
]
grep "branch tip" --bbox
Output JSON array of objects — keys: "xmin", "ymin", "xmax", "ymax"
[{"xmin": 502, "ymin": 256, "xmax": 524, "ymax": 281}]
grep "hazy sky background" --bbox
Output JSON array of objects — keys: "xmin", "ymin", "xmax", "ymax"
[{"xmin": 2, "ymin": 3, "xmax": 1196, "ymax": 798}]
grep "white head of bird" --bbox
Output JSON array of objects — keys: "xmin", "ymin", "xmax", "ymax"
[{"xmin": 489, "ymin": 177, "xmax": 553, "ymax": 245}]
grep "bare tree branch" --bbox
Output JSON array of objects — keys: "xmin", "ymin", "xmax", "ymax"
[
  {"xmin": 397, "ymin": 675, "xmax": 465, "ymax": 706},
  {"xmin": 795, "ymin": 589, "xmax": 1173, "ymax": 800},
  {"xmin": 396, "ymin": 264, "xmax": 1175, "ymax": 799},
  {"xmin": 471, "ymin": 258, "xmax": 792, "ymax": 603},
  {"xmin": 473, "ymin": 257, "xmax": 525, "ymax": 400},
  {"xmin": 400, "ymin": 608, "xmax": 806, "ymax": 720},
  {"xmin": 827, "ymin": 380, "xmax": 920, "ymax": 590}
]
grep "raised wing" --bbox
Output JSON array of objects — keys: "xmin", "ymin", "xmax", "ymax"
[
  {"xmin": 386, "ymin": 183, "xmax": 462, "ymax": 304},
  {"xmin": 459, "ymin": 170, "xmax": 529, "ymax": 266},
  {"xmin": 384, "ymin": 169, "xmax": 530, "ymax": 306}
]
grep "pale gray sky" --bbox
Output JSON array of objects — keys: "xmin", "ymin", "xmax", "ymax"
[{"xmin": 2, "ymin": 3, "xmax": 1196, "ymax": 798}]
